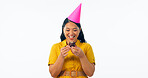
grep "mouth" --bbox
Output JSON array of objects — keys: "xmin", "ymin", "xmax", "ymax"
[{"xmin": 68, "ymin": 35, "xmax": 75, "ymax": 40}]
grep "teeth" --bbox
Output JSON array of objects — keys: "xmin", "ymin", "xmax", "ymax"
[
  {"xmin": 69, "ymin": 36, "xmax": 75, "ymax": 38},
  {"xmin": 70, "ymin": 36, "xmax": 74, "ymax": 38}
]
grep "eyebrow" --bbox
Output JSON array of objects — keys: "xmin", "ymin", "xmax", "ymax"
[
  {"xmin": 73, "ymin": 28, "xmax": 77, "ymax": 29},
  {"xmin": 65, "ymin": 27, "xmax": 78, "ymax": 29}
]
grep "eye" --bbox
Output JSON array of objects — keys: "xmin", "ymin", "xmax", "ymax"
[
  {"xmin": 74, "ymin": 30, "xmax": 77, "ymax": 31},
  {"xmin": 66, "ymin": 30, "xmax": 70, "ymax": 31}
]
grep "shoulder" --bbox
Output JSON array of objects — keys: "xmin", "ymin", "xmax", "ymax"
[
  {"xmin": 81, "ymin": 42, "xmax": 94, "ymax": 54},
  {"xmin": 51, "ymin": 41, "xmax": 64, "ymax": 48},
  {"xmin": 81, "ymin": 42, "xmax": 93, "ymax": 51},
  {"xmin": 81, "ymin": 42, "xmax": 92, "ymax": 48},
  {"xmin": 52, "ymin": 43, "xmax": 59, "ymax": 47}
]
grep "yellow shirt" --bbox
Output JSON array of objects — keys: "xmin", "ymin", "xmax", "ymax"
[{"xmin": 48, "ymin": 39, "xmax": 95, "ymax": 78}]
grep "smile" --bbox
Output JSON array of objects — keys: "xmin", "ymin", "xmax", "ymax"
[{"xmin": 68, "ymin": 35, "xmax": 75, "ymax": 40}]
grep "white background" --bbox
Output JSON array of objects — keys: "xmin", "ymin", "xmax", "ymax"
[{"xmin": 0, "ymin": 0, "xmax": 148, "ymax": 78}]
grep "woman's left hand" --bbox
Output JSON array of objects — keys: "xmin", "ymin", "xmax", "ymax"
[{"xmin": 71, "ymin": 46, "xmax": 85, "ymax": 58}]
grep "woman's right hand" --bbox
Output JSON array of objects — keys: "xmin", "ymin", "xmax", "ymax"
[{"xmin": 60, "ymin": 45, "xmax": 70, "ymax": 58}]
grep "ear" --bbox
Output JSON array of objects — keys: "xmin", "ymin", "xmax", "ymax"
[
  {"xmin": 79, "ymin": 28, "xmax": 81, "ymax": 33},
  {"xmin": 63, "ymin": 27, "xmax": 65, "ymax": 33},
  {"xmin": 80, "ymin": 28, "xmax": 81, "ymax": 31}
]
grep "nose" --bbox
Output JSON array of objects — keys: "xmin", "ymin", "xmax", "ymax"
[{"xmin": 69, "ymin": 30, "xmax": 74, "ymax": 36}]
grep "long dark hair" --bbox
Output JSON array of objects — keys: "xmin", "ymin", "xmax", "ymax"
[{"xmin": 60, "ymin": 18, "xmax": 86, "ymax": 43}]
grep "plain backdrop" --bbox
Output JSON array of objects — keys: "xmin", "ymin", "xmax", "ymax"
[{"xmin": 0, "ymin": 0, "xmax": 148, "ymax": 78}]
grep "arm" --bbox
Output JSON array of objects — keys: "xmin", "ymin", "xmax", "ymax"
[
  {"xmin": 49, "ymin": 45, "xmax": 70, "ymax": 77},
  {"xmin": 49, "ymin": 54, "xmax": 64, "ymax": 77},
  {"xmin": 79, "ymin": 55, "xmax": 95, "ymax": 77},
  {"xmin": 71, "ymin": 46, "xmax": 95, "ymax": 77}
]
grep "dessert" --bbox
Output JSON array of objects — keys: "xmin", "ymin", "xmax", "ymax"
[{"xmin": 69, "ymin": 42, "xmax": 76, "ymax": 47}]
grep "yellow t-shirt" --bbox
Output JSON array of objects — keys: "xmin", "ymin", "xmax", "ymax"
[{"xmin": 48, "ymin": 39, "xmax": 95, "ymax": 78}]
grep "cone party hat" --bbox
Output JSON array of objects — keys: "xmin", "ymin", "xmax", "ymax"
[{"xmin": 68, "ymin": 3, "xmax": 82, "ymax": 23}]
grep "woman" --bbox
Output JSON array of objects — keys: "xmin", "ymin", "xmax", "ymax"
[{"xmin": 48, "ymin": 3, "xmax": 95, "ymax": 78}]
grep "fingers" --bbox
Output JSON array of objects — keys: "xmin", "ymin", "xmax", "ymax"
[
  {"xmin": 61, "ymin": 51, "xmax": 68, "ymax": 57},
  {"xmin": 61, "ymin": 46, "xmax": 70, "ymax": 51},
  {"xmin": 71, "ymin": 47, "xmax": 78, "ymax": 55},
  {"xmin": 62, "ymin": 51, "xmax": 68, "ymax": 57},
  {"xmin": 63, "ymin": 52, "xmax": 68, "ymax": 57},
  {"xmin": 71, "ymin": 46, "xmax": 79, "ymax": 52},
  {"xmin": 71, "ymin": 46, "xmax": 84, "ymax": 57},
  {"xmin": 61, "ymin": 45, "xmax": 82, "ymax": 57},
  {"xmin": 62, "ymin": 48, "xmax": 69, "ymax": 52},
  {"xmin": 71, "ymin": 49, "xmax": 79, "ymax": 56},
  {"xmin": 60, "ymin": 46, "xmax": 70, "ymax": 57},
  {"xmin": 66, "ymin": 45, "xmax": 71, "ymax": 48},
  {"xmin": 71, "ymin": 48, "xmax": 76, "ymax": 54}
]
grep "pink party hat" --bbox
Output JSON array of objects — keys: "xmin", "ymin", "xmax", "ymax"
[{"xmin": 68, "ymin": 3, "xmax": 82, "ymax": 23}]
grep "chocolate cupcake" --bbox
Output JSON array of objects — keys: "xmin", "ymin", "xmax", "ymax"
[{"xmin": 69, "ymin": 42, "xmax": 76, "ymax": 47}]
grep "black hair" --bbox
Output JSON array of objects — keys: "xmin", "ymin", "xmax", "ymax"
[{"xmin": 60, "ymin": 18, "xmax": 86, "ymax": 43}]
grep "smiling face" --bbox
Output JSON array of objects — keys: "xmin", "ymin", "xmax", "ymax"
[{"xmin": 63, "ymin": 22, "xmax": 81, "ymax": 44}]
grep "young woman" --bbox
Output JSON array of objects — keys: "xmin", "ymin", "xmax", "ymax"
[{"xmin": 48, "ymin": 3, "xmax": 95, "ymax": 78}]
